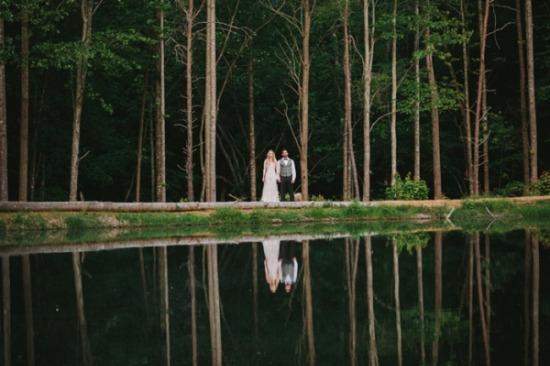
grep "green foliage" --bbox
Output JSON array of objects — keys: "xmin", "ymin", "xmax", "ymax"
[
  {"xmin": 385, "ymin": 173, "xmax": 429, "ymax": 200},
  {"xmin": 530, "ymin": 171, "xmax": 550, "ymax": 195}
]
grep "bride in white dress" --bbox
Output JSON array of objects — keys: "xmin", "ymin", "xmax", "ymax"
[
  {"xmin": 262, "ymin": 239, "xmax": 281, "ymax": 293},
  {"xmin": 260, "ymin": 150, "xmax": 280, "ymax": 202}
]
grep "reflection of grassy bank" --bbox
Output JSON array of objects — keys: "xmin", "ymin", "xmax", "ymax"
[{"xmin": 1, "ymin": 198, "xmax": 550, "ymax": 246}]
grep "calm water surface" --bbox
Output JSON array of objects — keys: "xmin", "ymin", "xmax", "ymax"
[{"xmin": 1, "ymin": 225, "xmax": 548, "ymax": 365}]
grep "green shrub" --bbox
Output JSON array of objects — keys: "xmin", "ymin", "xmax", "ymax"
[
  {"xmin": 530, "ymin": 171, "xmax": 550, "ymax": 195},
  {"xmin": 385, "ymin": 173, "xmax": 429, "ymax": 200}
]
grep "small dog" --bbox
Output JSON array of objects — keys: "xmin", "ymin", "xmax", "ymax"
[{"xmin": 294, "ymin": 193, "xmax": 302, "ymax": 202}]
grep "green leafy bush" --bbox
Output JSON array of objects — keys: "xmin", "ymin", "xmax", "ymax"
[
  {"xmin": 385, "ymin": 173, "xmax": 429, "ymax": 200},
  {"xmin": 530, "ymin": 171, "xmax": 550, "ymax": 195}
]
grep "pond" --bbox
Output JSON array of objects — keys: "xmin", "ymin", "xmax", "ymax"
[{"xmin": 0, "ymin": 223, "xmax": 548, "ymax": 366}]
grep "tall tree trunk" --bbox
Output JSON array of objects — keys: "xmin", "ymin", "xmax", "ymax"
[
  {"xmin": 460, "ymin": 0, "xmax": 473, "ymax": 195},
  {"xmin": 0, "ymin": 17, "xmax": 8, "ymax": 201},
  {"xmin": 135, "ymin": 71, "xmax": 149, "ymax": 202},
  {"xmin": 186, "ymin": 0, "xmax": 195, "ymax": 201},
  {"xmin": 205, "ymin": 0, "xmax": 217, "ymax": 202},
  {"xmin": 515, "ymin": 0, "xmax": 530, "ymax": 189},
  {"xmin": 300, "ymin": 0, "xmax": 311, "ymax": 201},
  {"xmin": 248, "ymin": 53, "xmax": 257, "ymax": 201},
  {"xmin": 414, "ymin": 0, "xmax": 421, "ymax": 182},
  {"xmin": 302, "ymin": 240, "xmax": 315, "ymax": 365},
  {"xmin": 474, "ymin": 0, "xmax": 490, "ymax": 196},
  {"xmin": 390, "ymin": 0, "xmax": 397, "ymax": 186},
  {"xmin": 525, "ymin": 0, "xmax": 538, "ymax": 184},
  {"xmin": 22, "ymin": 255, "xmax": 35, "ymax": 366},
  {"xmin": 393, "ymin": 238, "xmax": 402, "ymax": 366},
  {"xmin": 425, "ymin": 0, "xmax": 442, "ymax": 199},
  {"xmin": 155, "ymin": 1, "xmax": 166, "ymax": 203},
  {"xmin": 19, "ymin": 6, "xmax": 30, "ymax": 202},
  {"xmin": 365, "ymin": 236, "xmax": 378, "ymax": 365},
  {"xmin": 362, "ymin": 0, "xmax": 375, "ymax": 202},
  {"xmin": 69, "ymin": 0, "xmax": 94, "ymax": 201},
  {"xmin": 2, "ymin": 256, "xmax": 11, "ymax": 365}
]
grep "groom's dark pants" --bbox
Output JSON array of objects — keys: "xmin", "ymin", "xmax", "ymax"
[{"xmin": 280, "ymin": 176, "xmax": 294, "ymax": 201}]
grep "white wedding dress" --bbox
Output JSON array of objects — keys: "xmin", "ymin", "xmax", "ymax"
[{"xmin": 261, "ymin": 162, "xmax": 280, "ymax": 202}]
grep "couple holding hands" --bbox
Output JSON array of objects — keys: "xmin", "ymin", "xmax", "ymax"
[{"xmin": 261, "ymin": 149, "xmax": 296, "ymax": 203}]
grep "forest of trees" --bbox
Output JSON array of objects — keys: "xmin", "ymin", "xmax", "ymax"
[{"xmin": 0, "ymin": 0, "xmax": 549, "ymax": 203}]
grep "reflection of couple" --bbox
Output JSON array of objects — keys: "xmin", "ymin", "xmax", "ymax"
[
  {"xmin": 262, "ymin": 240, "xmax": 298, "ymax": 293},
  {"xmin": 260, "ymin": 149, "xmax": 296, "ymax": 202}
]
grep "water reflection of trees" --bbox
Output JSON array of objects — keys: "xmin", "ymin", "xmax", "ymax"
[{"xmin": 0, "ymin": 230, "xmax": 546, "ymax": 365}]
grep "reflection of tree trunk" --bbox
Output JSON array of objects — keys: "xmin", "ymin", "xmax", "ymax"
[
  {"xmin": 252, "ymin": 243, "xmax": 259, "ymax": 353},
  {"xmin": 158, "ymin": 247, "xmax": 170, "ymax": 365},
  {"xmin": 531, "ymin": 235, "xmax": 539, "ymax": 366},
  {"xmin": 431, "ymin": 232, "xmax": 442, "ymax": 366},
  {"xmin": 364, "ymin": 236, "xmax": 378, "ymax": 365},
  {"xmin": 415, "ymin": 246, "xmax": 425, "ymax": 363},
  {"xmin": 2, "ymin": 256, "xmax": 11, "ymax": 366},
  {"xmin": 392, "ymin": 239, "xmax": 402, "ymax": 366},
  {"xmin": 468, "ymin": 236, "xmax": 474, "ymax": 364},
  {"xmin": 523, "ymin": 231, "xmax": 532, "ymax": 366},
  {"xmin": 302, "ymin": 240, "xmax": 315, "ymax": 366},
  {"xmin": 72, "ymin": 253, "xmax": 92, "ymax": 366},
  {"xmin": 484, "ymin": 234, "xmax": 491, "ymax": 348},
  {"xmin": 345, "ymin": 238, "xmax": 359, "ymax": 365},
  {"xmin": 139, "ymin": 249, "xmax": 150, "ymax": 316},
  {"xmin": 22, "ymin": 255, "xmax": 35, "ymax": 366},
  {"xmin": 207, "ymin": 245, "xmax": 222, "ymax": 365},
  {"xmin": 474, "ymin": 232, "xmax": 490, "ymax": 365},
  {"xmin": 188, "ymin": 246, "xmax": 198, "ymax": 366}
]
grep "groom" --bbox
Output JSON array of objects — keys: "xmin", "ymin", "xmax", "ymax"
[{"xmin": 278, "ymin": 149, "xmax": 296, "ymax": 201}]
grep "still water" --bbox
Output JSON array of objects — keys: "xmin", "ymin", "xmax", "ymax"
[{"xmin": 0, "ymin": 225, "xmax": 548, "ymax": 366}]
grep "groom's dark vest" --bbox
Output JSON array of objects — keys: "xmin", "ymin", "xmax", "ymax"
[{"xmin": 279, "ymin": 159, "xmax": 294, "ymax": 177}]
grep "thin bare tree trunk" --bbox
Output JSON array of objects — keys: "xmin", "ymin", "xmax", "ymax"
[
  {"xmin": 302, "ymin": 240, "xmax": 315, "ymax": 365},
  {"xmin": 0, "ymin": 17, "xmax": 7, "ymax": 201},
  {"xmin": 300, "ymin": 0, "xmax": 311, "ymax": 201},
  {"xmin": 461, "ymin": 0, "xmax": 473, "ymax": 195},
  {"xmin": 525, "ymin": 0, "xmax": 538, "ymax": 184},
  {"xmin": 22, "ymin": 255, "xmax": 35, "ymax": 366},
  {"xmin": 248, "ymin": 54, "xmax": 257, "ymax": 201},
  {"xmin": 390, "ymin": 0, "xmax": 397, "ymax": 186},
  {"xmin": 252, "ymin": 243, "xmax": 259, "ymax": 353},
  {"xmin": 343, "ymin": 0, "xmax": 351, "ymax": 201},
  {"xmin": 72, "ymin": 253, "xmax": 92, "ymax": 366},
  {"xmin": 484, "ymin": 234, "xmax": 491, "ymax": 346},
  {"xmin": 155, "ymin": 1, "xmax": 166, "ymax": 203},
  {"xmin": 515, "ymin": 0, "xmax": 530, "ymax": 189},
  {"xmin": 468, "ymin": 236, "xmax": 474, "ymax": 364},
  {"xmin": 185, "ymin": 0, "xmax": 196, "ymax": 202},
  {"xmin": 362, "ymin": 0, "xmax": 375, "ymax": 202},
  {"xmin": 365, "ymin": 236, "xmax": 378, "ymax": 365},
  {"xmin": 136, "ymin": 71, "xmax": 149, "ymax": 202},
  {"xmin": 2, "ymin": 256, "xmax": 11, "ymax": 365},
  {"xmin": 425, "ymin": 1, "xmax": 442, "ymax": 199},
  {"xmin": 414, "ymin": 0, "xmax": 421, "ymax": 182},
  {"xmin": 205, "ymin": 0, "xmax": 217, "ymax": 202},
  {"xmin": 19, "ymin": 7, "xmax": 30, "ymax": 202},
  {"xmin": 69, "ymin": 0, "xmax": 94, "ymax": 201}
]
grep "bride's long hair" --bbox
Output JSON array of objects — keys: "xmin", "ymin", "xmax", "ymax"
[{"xmin": 265, "ymin": 149, "xmax": 277, "ymax": 164}]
